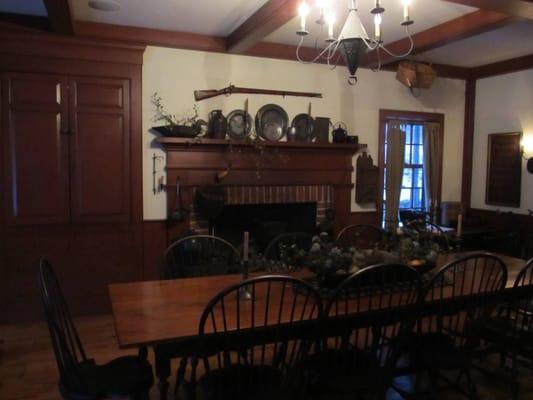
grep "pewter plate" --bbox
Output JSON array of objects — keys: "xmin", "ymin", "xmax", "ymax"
[
  {"xmin": 227, "ymin": 110, "xmax": 253, "ymax": 139},
  {"xmin": 255, "ymin": 104, "xmax": 289, "ymax": 141}
]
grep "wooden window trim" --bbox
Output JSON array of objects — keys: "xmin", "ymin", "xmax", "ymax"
[{"xmin": 378, "ymin": 109, "xmax": 445, "ymax": 223}]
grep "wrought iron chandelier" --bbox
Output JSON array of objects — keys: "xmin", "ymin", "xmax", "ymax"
[{"xmin": 296, "ymin": 0, "xmax": 415, "ymax": 84}]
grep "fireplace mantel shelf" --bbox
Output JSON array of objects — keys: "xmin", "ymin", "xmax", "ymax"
[{"xmin": 158, "ymin": 137, "xmax": 367, "ymax": 153}]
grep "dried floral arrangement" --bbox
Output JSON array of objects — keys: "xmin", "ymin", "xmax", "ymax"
[{"xmin": 151, "ymin": 92, "xmax": 201, "ymax": 127}]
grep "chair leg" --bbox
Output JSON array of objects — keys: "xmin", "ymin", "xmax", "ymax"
[
  {"xmin": 463, "ymin": 369, "xmax": 478, "ymax": 400},
  {"xmin": 133, "ymin": 390, "xmax": 150, "ymax": 400},
  {"xmin": 174, "ymin": 357, "xmax": 189, "ymax": 400}
]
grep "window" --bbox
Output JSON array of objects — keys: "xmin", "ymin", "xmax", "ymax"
[{"xmin": 378, "ymin": 110, "xmax": 444, "ymax": 227}]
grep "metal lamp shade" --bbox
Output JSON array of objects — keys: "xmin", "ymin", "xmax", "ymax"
[{"xmin": 339, "ymin": 38, "xmax": 367, "ymax": 78}]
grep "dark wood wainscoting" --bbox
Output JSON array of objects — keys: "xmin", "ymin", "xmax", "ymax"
[
  {"xmin": 349, "ymin": 211, "xmax": 380, "ymax": 226},
  {"xmin": 142, "ymin": 220, "xmax": 168, "ymax": 281},
  {"xmin": 466, "ymin": 208, "xmax": 533, "ymax": 258}
]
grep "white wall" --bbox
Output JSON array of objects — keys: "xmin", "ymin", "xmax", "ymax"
[
  {"xmin": 142, "ymin": 46, "xmax": 466, "ymax": 220},
  {"xmin": 471, "ymin": 69, "xmax": 533, "ymax": 214}
]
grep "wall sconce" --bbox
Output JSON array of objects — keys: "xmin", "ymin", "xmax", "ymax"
[{"xmin": 522, "ymin": 135, "xmax": 533, "ymax": 174}]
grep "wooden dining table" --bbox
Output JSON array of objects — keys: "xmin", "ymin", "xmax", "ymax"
[{"xmin": 108, "ymin": 252, "xmax": 526, "ymax": 399}]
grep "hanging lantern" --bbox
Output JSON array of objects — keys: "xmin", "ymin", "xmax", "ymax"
[
  {"xmin": 337, "ymin": 8, "xmax": 370, "ymax": 84},
  {"xmin": 339, "ymin": 38, "xmax": 368, "ymax": 84}
]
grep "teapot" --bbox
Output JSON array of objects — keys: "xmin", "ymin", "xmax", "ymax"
[{"xmin": 332, "ymin": 122, "xmax": 348, "ymax": 143}]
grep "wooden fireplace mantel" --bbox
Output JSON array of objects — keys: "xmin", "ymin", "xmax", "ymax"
[
  {"xmin": 158, "ymin": 137, "xmax": 367, "ymax": 237},
  {"xmin": 157, "ymin": 137, "xmax": 366, "ymax": 153}
]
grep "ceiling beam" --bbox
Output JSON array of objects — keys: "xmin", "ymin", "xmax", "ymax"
[
  {"xmin": 472, "ymin": 53, "xmax": 533, "ymax": 79},
  {"xmin": 0, "ymin": 12, "xmax": 51, "ymax": 32},
  {"xmin": 364, "ymin": 9, "xmax": 518, "ymax": 67},
  {"xmin": 43, "ymin": 0, "xmax": 74, "ymax": 34},
  {"xmin": 442, "ymin": 0, "xmax": 533, "ymax": 20},
  {"xmin": 244, "ymin": 42, "xmax": 472, "ymax": 80},
  {"xmin": 74, "ymin": 21, "xmax": 227, "ymax": 52},
  {"xmin": 227, "ymin": 0, "xmax": 299, "ymax": 53}
]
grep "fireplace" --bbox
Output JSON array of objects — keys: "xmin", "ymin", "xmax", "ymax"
[
  {"xmin": 190, "ymin": 184, "xmax": 334, "ymax": 236},
  {"xmin": 212, "ymin": 202, "xmax": 317, "ymax": 253},
  {"xmin": 158, "ymin": 138, "xmax": 365, "ymax": 244}
]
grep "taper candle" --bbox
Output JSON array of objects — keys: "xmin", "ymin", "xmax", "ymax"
[{"xmin": 243, "ymin": 231, "xmax": 249, "ymax": 261}]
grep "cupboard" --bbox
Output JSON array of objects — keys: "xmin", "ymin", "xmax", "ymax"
[
  {"xmin": 4, "ymin": 73, "xmax": 131, "ymax": 224},
  {"xmin": 0, "ymin": 32, "xmax": 145, "ymax": 322}
]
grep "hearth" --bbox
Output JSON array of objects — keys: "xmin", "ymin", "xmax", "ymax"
[{"xmin": 212, "ymin": 202, "xmax": 317, "ymax": 254}]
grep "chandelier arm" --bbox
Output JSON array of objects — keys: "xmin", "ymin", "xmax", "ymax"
[
  {"xmin": 296, "ymin": 36, "xmax": 338, "ymax": 64},
  {"xmin": 370, "ymin": 46, "xmax": 382, "ymax": 72},
  {"xmin": 379, "ymin": 27, "xmax": 415, "ymax": 58},
  {"xmin": 325, "ymin": 39, "xmax": 342, "ymax": 70},
  {"xmin": 361, "ymin": 37, "xmax": 380, "ymax": 51}
]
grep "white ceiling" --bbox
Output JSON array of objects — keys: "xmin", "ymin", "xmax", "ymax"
[
  {"xmin": 71, "ymin": 0, "xmax": 270, "ymax": 36},
  {"xmin": 416, "ymin": 21, "xmax": 533, "ymax": 67},
  {"xmin": 1, "ymin": 0, "xmax": 532, "ymax": 68},
  {"xmin": 0, "ymin": 0, "xmax": 47, "ymax": 16},
  {"xmin": 265, "ymin": 0, "xmax": 476, "ymax": 46}
]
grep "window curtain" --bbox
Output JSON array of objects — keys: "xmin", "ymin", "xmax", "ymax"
[
  {"xmin": 423, "ymin": 122, "xmax": 442, "ymax": 222},
  {"xmin": 385, "ymin": 120, "xmax": 406, "ymax": 231}
]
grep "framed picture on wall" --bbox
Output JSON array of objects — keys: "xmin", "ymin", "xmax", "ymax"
[{"xmin": 486, "ymin": 132, "xmax": 522, "ymax": 207}]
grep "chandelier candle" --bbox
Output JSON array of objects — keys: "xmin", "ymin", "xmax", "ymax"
[
  {"xmin": 374, "ymin": 14, "xmax": 382, "ymax": 41},
  {"xmin": 402, "ymin": 0, "xmax": 411, "ymax": 20},
  {"xmin": 295, "ymin": 0, "xmax": 415, "ymax": 83},
  {"xmin": 298, "ymin": 2, "xmax": 309, "ymax": 34}
]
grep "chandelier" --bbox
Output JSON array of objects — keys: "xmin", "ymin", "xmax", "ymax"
[{"xmin": 296, "ymin": 0, "xmax": 415, "ymax": 84}]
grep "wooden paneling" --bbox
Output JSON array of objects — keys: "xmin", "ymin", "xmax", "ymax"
[
  {"xmin": 461, "ymin": 79, "xmax": 476, "ymax": 209},
  {"xmin": 0, "ymin": 33, "xmax": 145, "ymax": 323},
  {"xmin": 348, "ymin": 211, "xmax": 381, "ymax": 227},
  {"xmin": 70, "ymin": 77, "xmax": 131, "ymax": 222},
  {"xmin": 485, "ymin": 132, "xmax": 522, "ymax": 207},
  {"xmin": 142, "ymin": 221, "xmax": 168, "ymax": 280},
  {"xmin": 0, "ymin": 31, "xmax": 145, "ymax": 65},
  {"xmin": 2, "ymin": 73, "xmax": 70, "ymax": 225},
  {"xmin": 74, "ymin": 20, "xmax": 227, "ymax": 53},
  {"xmin": 1, "ymin": 223, "xmax": 144, "ymax": 323}
]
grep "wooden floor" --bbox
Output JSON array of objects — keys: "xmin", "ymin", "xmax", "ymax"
[{"xmin": 1, "ymin": 314, "xmax": 533, "ymax": 400}]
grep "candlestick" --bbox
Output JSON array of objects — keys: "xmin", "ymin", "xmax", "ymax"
[
  {"xmin": 299, "ymin": 2, "xmax": 309, "ymax": 32},
  {"xmin": 243, "ymin": 231, "xmax": 249, "ymax": 261},
  {"xmin": 457, "ymin": 214, "xmax": 463, "ymax": 238},
  {"xmin": 374, "ymin": 13, "xmax": 382, "ymax": 40},
  {"xmin": 402, "ymin": 0, "xmax": 411, "ymax": 20}
]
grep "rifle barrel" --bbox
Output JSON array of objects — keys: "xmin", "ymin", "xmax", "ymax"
[{"xmin": 194, "ymin": 86, "xmax": 322, "ymax": 101}]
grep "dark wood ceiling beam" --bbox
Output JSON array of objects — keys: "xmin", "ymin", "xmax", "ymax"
[
  {"xmin": 227, "ymin": 0, "xmax": 300, "ymax": 53},
  {"xmin": 43, "ymin": 0, "xmax": 73, "ymax": 34},
  {"xmin": 244, "ymin": 42, "xmax": 472, "ymax": 79},
  {"xmin": 364, "ymin": 9, "xmax": 518, "ymax": 67},
  {"xmin": 472, "ymin": 53, "xmax": 533, "ymax": 79},
  {"xmin": 0, "ymin": 12, "xmax": 51, "ymax": 32},
  {"xmin": 442, "ymin": 0, "xmax": 533, "ymax": 20},
  {"xmin": 74, "ymin": 21, "xmax": 227, "ymax": 52}
]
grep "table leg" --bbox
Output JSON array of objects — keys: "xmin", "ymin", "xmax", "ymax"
[{"xmin": 155, "ymin": 348, "xmax": 171, "ymax": 400}]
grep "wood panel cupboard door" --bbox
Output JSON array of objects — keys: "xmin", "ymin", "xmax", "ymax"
[
  {"xmin": 2, "ymin": 73, "xmax": 70, "ymax": 225},
  {"xmin": 69, "ymin": 77, "xmax": 131, "ymax": 223}
]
